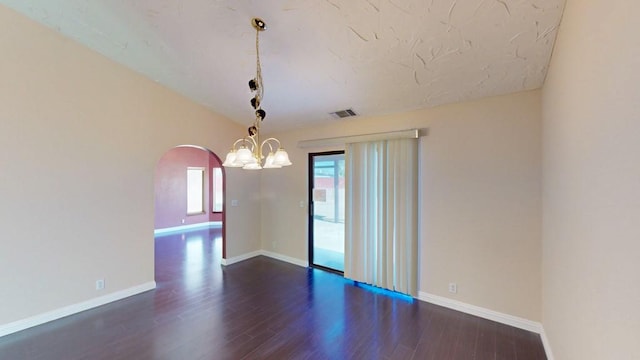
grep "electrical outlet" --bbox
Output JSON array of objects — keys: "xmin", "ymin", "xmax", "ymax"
[
  {"xmin": 96, "ymin": 279, "xmax": 105, "ymax": 290},
  {"xmin": 448, "ymin": 282, "xmax": 457, "ymax": 294},
  {"xmin": 272, "ymin": 241, "xmax": 277, "ymax": 250},
  {"xmin": 181, "ymin": 219, "xmax": 185, "ymax": 224}
]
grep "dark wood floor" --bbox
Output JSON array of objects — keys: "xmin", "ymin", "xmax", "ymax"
[{"xmin": 0, "ymin": 227, "xmax": 546, "ymax": 359}]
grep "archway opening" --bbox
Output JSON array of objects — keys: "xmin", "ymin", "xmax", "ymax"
[{"xmin": 153, "ymin": 145, "xmax": 226, "ymax": 273}]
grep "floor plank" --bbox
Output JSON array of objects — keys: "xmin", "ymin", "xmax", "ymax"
[{"xmin": 0, "ymin": 227, "xmax": 547, "ymax": 359}]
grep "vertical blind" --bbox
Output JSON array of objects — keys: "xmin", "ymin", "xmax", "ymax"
[{"xmin": 344, "ymin": 138, "xmax": 418, "ymax": 296}]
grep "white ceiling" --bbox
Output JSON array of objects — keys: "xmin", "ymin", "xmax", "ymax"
[{"xmin": 1, "ymin": 0, "xmax": 565, "ymax": 132}]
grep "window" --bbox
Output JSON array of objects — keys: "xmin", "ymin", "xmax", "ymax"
[
  {"xmin": 212, "ymin": 167, "xmax": 223, "ymax": 212},
  {"xmin": 186, "ymin": 167, "xmax": 205, "ymax": 214}
]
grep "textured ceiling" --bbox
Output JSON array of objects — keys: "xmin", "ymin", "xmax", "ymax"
[{"xmin": 1, "ymin": 0, "xmax": 565, "ymax": 132}]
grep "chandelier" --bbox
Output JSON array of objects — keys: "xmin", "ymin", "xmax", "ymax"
[{"xmin": 222, "ymin": 18, "xmax": 292, "ymax": 170}]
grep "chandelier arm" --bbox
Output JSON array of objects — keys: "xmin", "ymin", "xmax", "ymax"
[
  {"xmin": 246, "ymin": 135, "xmax": 258, "ymax": 150},
  {"xmin": 231, "ymin": 137, "xmax": 258, "ymax": 151},
  {"xmin": 231, "ymin": 138, "xmax": 246, "ymax": 150},
  {"xmin": 261, "ymin": 137, "xmax": 282, "ymax": 150},
  {"xmin": 260, "ymin": 139, "xmax": 275, "ymax": 154}
]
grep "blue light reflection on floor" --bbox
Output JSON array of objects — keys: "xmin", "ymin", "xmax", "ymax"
[
  {"xmin": 312, "ymin": 268, "xmax": 415, "ymax": 303},
  {"xmin": 307, "ymin": 269, "xmax": 415, "ymax": 357},
  {"xmin": 351, "ymin": 281, "xmax": 415, "ymax": 303},
  {"xmin": 316, "ymin": 269, "xmax": 415, "ymax": 304}
]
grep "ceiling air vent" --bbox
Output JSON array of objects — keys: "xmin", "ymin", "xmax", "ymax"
[{"xmin": 330, "ymin": 108, "xmax": 358, "ymax": 119}]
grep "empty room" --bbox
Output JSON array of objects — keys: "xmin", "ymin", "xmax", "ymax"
[{"xmin": 0, "ymin": 1, "xmax": 638, "ymax": 359}]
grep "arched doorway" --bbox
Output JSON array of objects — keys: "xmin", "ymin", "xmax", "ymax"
[{"xmin": 153, "ymin": 145, "xmax": 226, "ymax": 261}]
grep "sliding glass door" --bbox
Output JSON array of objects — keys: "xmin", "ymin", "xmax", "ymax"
[{"xmin": 309, "ymin": 152, "xmax": 345, "ymax": 272}]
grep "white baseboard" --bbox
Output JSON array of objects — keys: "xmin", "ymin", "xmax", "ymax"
[
  {"xmin": 0, "ymin": 281, "xmax": 156, "ymax": 338},
  {"xmin": 261, "ymin": 250, "xmax": 309, "ymax": 268},
  {"xmin": 417, "ymin": 292, "xmax": 554, "ymax": 359},
  {"xmin": 417, "ymin": 292, "xmax": 542, "ymax": 334},
  {"xmin": 221, "ymin": 250, "xmax": 308, "ymax": 268},
  {"xmin": 221, "ymin": 250, "xmax": 263, "ymax": 265},
  {"xmin": 540, "ymin": 327, "xmax": 555, "ymax": 360},
  {"xmin": 154, "ymin": 221, "xmax": 222, "ymax": 235}
]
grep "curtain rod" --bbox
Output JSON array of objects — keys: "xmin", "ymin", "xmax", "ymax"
[{"xmin": 297, "ymin": 129, "xmax": 425, "ymax": 149}]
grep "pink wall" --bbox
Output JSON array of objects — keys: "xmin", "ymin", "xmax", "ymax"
[{"xmin": 154, "ymin": 146, "xmax": 223, "ymax": 229}]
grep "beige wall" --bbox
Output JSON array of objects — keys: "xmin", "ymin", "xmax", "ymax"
[
  {"xmin": 541, "ymin": 0, "xmax": 640, "ymax": 359},
  {"xmin": 0, "ymin": 5, "xmax": 261, "ymax": 325},
  {"xmin": 262, "ymin": 90, "xmax": 542, "ymax": 321}
]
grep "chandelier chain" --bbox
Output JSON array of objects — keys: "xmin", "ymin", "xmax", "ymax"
[{"xmin": 255, "ymin": 27, "xmax": 264, "ymax": 104}]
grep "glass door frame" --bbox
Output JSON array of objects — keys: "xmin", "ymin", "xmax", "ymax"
[{"xmin": 308, "ymin": 150, "xmax": 345, "ymax": 274}]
